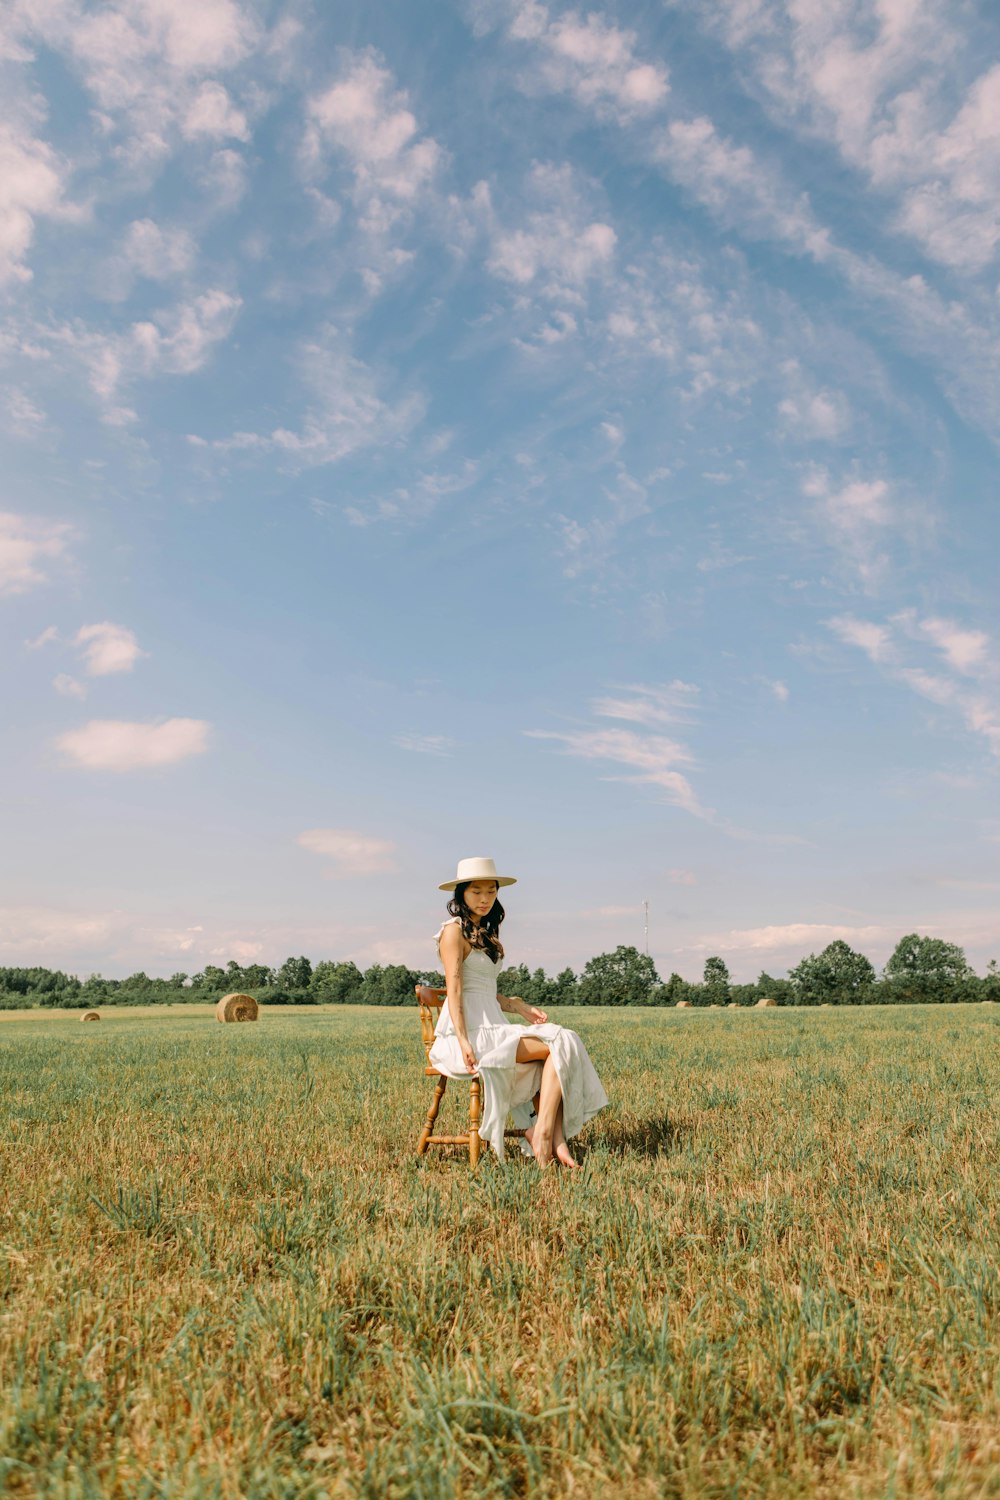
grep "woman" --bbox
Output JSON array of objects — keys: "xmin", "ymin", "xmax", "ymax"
[{"xmin": 429, "ymin": 856, "xmax": 608, "ymax": 1168}]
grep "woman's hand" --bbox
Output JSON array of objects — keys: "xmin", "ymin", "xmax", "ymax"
[
  {"xmin": 460, "ymin": 1038, "xmax": 478, "ymax": 1073},
  {"xmin": 521, "ymin": 1003, "xmax": 548, "ymax": 1024}
]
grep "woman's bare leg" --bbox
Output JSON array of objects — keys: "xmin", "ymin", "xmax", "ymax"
[
  {"xmin": 552, "ymin": 1102, "xmax": 582, "ymax": 1169},
  {"xmin": 516, "ymin": 1040, "xmax": 559, "ymax": 1168}
]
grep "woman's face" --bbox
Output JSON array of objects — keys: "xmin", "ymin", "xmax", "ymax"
[{"xmin": 464, "ymin": 880, "xmax": 498, "ymax": 920}]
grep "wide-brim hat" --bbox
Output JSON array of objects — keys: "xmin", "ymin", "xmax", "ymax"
[{"xmin": 439, "ymin": 856, "xmax": 517, "ymax": 892}]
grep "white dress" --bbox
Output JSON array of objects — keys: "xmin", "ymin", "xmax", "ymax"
[{"xmin": 428, "ymin": 919, "xmax": 608, "ymax": 1160}]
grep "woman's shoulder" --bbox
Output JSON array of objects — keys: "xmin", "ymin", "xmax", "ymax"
[{"xmin": 434, "ymin": 917, "xmax": 463, "ymax": 953}]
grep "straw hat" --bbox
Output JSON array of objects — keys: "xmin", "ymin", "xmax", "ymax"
[{"xmin": 439, "ymin": 856, "xmax": 517, "ymax": 892}]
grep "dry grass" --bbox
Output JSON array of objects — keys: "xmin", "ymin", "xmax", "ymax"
[{"xmin": 1, "ymin": 1004, "xmax": 998, "ymax": 1498}]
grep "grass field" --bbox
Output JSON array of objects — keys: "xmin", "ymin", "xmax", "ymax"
[{"xmin": 1, "ymin": 1003, "xmax": 998, "ymax": 1499}]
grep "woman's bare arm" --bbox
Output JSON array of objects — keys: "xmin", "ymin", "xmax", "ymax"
[
  {"xmin": 440, "ymin": 922, "xmax": 477, "ymax": 1072},
  {"xmin": 499, "ymin": 992, "xmax": 548, "ymax": 1024}
]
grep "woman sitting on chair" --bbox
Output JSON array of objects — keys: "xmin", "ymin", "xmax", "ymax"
[{"xmin": 429, "ymin": 857, "xmax": 608, "ymax": 1169}]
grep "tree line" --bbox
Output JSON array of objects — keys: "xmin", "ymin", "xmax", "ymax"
[{"xmin": 1, "ymin": 934, "xmax": 998, "ymax": 1010}]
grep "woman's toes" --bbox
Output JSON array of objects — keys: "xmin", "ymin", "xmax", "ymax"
[{"xmin": 555, "ymin": 1143, "xmax": 582, "ymax": 1169}]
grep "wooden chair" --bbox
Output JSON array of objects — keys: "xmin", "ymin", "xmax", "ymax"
[{"xmin": 415, "ymin": 986, "xmax": 527, "ymax": 1167}]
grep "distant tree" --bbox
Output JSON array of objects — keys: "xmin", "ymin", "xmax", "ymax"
[
  {"xmin": 703, "ymin": 956, "xmax": 731, "ymax": 1007},
  {"xmin": 578, "ymin": 946, "xmax": 659, "ymax": 1006},
  {"xmin": 242, "ymin": 964, "xmax": 273, "ymax": 989},
  {"xmin": 198, "ymin": 965, "xmax": 227, "ymax": 993},
  {"xmin": 789, "ymin": 941, "xmax": 876, "ymax": 1005},
  {"xmin": 983, "ymin": 959, "xmax": 1000, "ymax": 1002},
  {"xmin": 169, "ymin": 972, "xmax": 189, "ymax": 989},
  {"xmin": 497, "ymin": 963, "xmax": 531, "ymax": 1001},
  {"xmin": 552, "ymin": 967, "xmax": 578, "ymax": 1004},
  {"xmin": 361, "ymin": 963, "xmax": 419, "ymax": 1005},
  {"xmin": 311, "ymin": 960, "xmax": 363, "ymax": 1002},
  {"xmin": 883, "ymin": 934, "xmax": 970, "ymax": 1002},
  {"xmin": 278, "ymin": 955, "xmax": 313, "ymax": 992}
]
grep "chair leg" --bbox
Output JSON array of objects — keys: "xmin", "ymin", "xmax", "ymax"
[
  {"xmin": 469, "ymin": 1076, "xmax": 482, "ymax": 1168},
  {"xmin": 418, "ymin": 1075, "xmax": 447, "ymax": 1155}
]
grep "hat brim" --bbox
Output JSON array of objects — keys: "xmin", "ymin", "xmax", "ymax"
[{"xmin": 438, "ymin": 875, "xmax": 517, "ymax": 891}]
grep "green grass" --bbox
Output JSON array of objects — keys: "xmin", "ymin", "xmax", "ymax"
[{"xmin": 1, "ymin": 1004, "xmax": 998, "ymax": 1498}]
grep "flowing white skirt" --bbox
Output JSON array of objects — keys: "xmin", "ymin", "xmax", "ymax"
[{"xmin": 429, "ymin": 1021, "xmax": 608, "ymax": 1160}]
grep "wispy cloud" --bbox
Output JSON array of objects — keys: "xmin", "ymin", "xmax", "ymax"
[
  {"xmin": 305, "ymin": 50, "xmax": 441, "ymax": 196},
  {"xmin": 193, "ymin": 325, "xmax": 424, "ymax": 471},
  {"xmin": 53, "ymin": 673, "xmax": 86, "ymax": 700},
  {"xmin": 74, "ymin": 622, "xmax": 146, "ymax": 676},
  {"xmin": 394, "ymin": 734, "xmax": 455, "ymax": 756},
  {"xmin": 591, "ymin": 680, "xmax": 699, "ymax": 727},
  {"xmin": 526, "ymin": 725, "xmax": 706, "ymax": 817},
  {"xmin": 828, "ymin": 611, "xmax": 1000, "ymax": 759},
  {"xmin": 56, "ymin": 718, "xmax": 210, "ymax": 770},
  {"xmin": 296, "ymin": 828, "xmax": 397, "ymax": 875},
  {"xmin": 0, "ymin": 512, "xmax": 73, "ymax": 594},
  {"xmin": 475, "ymin": 1, "xmax": 668, "ymax": 122}
]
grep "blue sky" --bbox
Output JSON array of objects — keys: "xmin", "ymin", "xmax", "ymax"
[{"xmin": 4, "ymin": 0, "xmax": 1000, "ymax": 981}]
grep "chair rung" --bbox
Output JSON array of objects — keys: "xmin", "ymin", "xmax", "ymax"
[{"xmin": 425, "ymin": 1135, "xmax": 474, "ymax": 1146}]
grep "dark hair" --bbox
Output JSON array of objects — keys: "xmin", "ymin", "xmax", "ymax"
[{"xmin": 447, "ymin": 880, "xmax": 505, "ymax": 964}]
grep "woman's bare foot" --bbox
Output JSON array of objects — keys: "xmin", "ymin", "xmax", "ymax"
[
  {"xmin": 555, "ymin": 1141, "xmax": 582, "ymax": 1169},
  {"xmin": 525, "ymin": 1124, "xmax": 554, "ymax": 1168}
]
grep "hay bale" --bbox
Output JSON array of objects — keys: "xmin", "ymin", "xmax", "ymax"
[
  {"xmin": 756, "ymin": 997, "xmax": 779, "ymax": 1008},
  {"xmin": 675, "ymin": 1000, "xmax": 692, "ymax": 1008},
  {"xmin": 216, "ymin": 993, "xmax": 259, "ymax": 1023},
  {"xmin": 81, "ymin": 1010, "xmax": 100, "ymax": 1022},
  {"xmin": 727, "ymin": 1002, "xmax": 740, "ymax": 1009}
]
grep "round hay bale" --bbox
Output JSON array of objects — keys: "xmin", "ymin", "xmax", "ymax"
[
  {"xmin": 756, "ymin": 997, "xmax": 779, "ymax": 1008},
  {"xmin": 81, "ymin": 1010, "xmax": 101, "ymax": 1022},
  {"xmin": 727, "ymin": 1002, "xmax": 740, "ymax": 1008},
  {"xmin": 216, "ymin": 993, "xmax": 259, "ymax": 1023},
  {"xmin": 675, "ymin": 1000, "xmax": 692, "ymax": 1008},
  {"xmin": 981, "ymin": 999, "xmax": 996, "ymax": 1005}
]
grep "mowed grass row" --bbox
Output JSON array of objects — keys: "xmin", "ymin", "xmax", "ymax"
[{"xmin": 0, "ymin": 1005, "xmax": 998, "ymax": 1499}]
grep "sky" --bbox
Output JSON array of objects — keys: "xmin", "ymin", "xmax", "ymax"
[{"xmin": 3, "ymin": 0, "xmax": 1000, "ymax": 984}]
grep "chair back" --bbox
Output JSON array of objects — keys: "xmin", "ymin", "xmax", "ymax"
[{"xmin": 415, "ymin": 985, "xmax": 447, "ymax": 1059}]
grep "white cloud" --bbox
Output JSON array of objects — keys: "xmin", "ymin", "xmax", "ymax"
[
  {"xmin": 526, "ymin": 724, "xmax": 707, "ymax": 818},
  {"xmin": 29, "ymin": 0, "xmax": 260, "ymax": 167},
  {"xmin": 53, "ymin": 673, "xmax": 86, "ymax": 699},
  {"xmin": 74, "ymin": 621, "xmax": 145, "ymax": 675},
  {"xmin": 56, "ymin": 718, "xmax": 210, "ymax": 770},
  {"xmin": 196, "ymin": 147, "xmax": 248, "ymax": 208},
  {"xmin": 487, "ymin": 163, "xmax": 616, "ymax": 293},
  {"xmin": 828, "ymin": 610, "xmax": 1000, "ymax": 760},
  {"xmin": 25, "ymin": 624, "xmax": 58, "ymax": 649},
  {"xmin": 296, "ymin": 828, "xmax": 397, "ymax": 875},
  {"xmin": 591, "ymin": 681, "xmax": 700, "ymax": 727},
  {"xmin": 182, "ymin": 80, "xmax": 249, "ymax": 142},
  {"xmin": 804, "ymin": 469, "xmax": 894, "ymax": 588},
  {"xmin": 394, "ymin": 734, "xmax": 455, "ymax": 756},
  {"xmin": 777, "ymin": 365, "xmax": 851, "ymax": 440},
  {"xmin": 827, "ymin": 614, "xmax": 896, "ymax": 665},
  {"xmin": 0, "ymin": 905, "xmax": 120, "ymax": 960},
  {"xmin": 0, "ymin": 118, "xmax": 69, "ymax": 284},
  {"xmin": 305, "ymin": 50, "xmax": 441, "ymax": 211},
  {"xmin": 122, "ymin": 218, "xmax": 196, "ymax": 279},
  {"xmin": 197, "ymin": 325, "xmax": 424, "ymax": 470},
  {"xmin": 914, "ymin": 615, "xmax": 990, "ymax": 676},
  {"xmin": 56, "ymin": 287, "xmax": 241, "ymax": 415},
  {"xmin": 666, "ymin": 868, "xmax": 697, "ymax": 886},
  {"xmin": 3, "ymin": 386, "xmax": 47, "ymax": 438},
  {"xmin": 0, "ymin": 511, "xmax": 73, "ymax": 594},
  {"xmin": 681, "ymin": 921, "xmax": 891, "ymax": 958},
  {"xmin": 483, "ymin": 1, "xmax": 668, "ymax": 121},
  {"xmin": 765, "ymin": 678, "xmax": 789, "ymax": 702}
]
